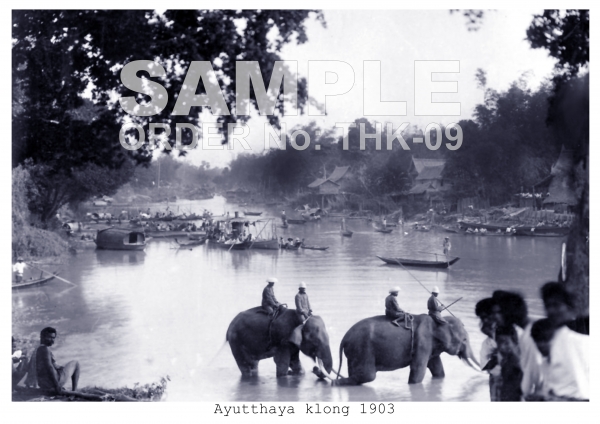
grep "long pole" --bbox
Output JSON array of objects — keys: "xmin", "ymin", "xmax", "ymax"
[
  {"xmin": 441, "ymin": 297, "xmax": 463, "ymax": 311},
  {"xmin": 249, "ymin": 219, "xmax": 271, "ymax": 249},
  {"xmin": 394, "ymin": 259, "xmax": 456, "ymax": 318},
  {"xmin": 27, "ymin": 264, "xmax": 77, "ymax": 287}
]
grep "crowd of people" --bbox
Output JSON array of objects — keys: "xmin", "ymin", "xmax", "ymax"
[{"xmin": 475, "ymin": 283, "xmax": 588, "ymax": 401}]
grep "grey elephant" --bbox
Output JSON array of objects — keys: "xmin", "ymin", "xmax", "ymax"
[
  {"xmin": 226, "ymin": 307, "xmax": 333, "ymax": 378},
  {"xmin": 333, "ymin": 314, "xmax": 480, "ymax": 385}
]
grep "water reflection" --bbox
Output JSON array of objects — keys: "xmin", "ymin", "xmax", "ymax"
[{"xmin": 94, "ymin": 249, "xmax": 146, "ymax": 266}]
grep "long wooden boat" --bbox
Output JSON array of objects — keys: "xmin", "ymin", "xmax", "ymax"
[
  {"xmin": 413, "ymin": 226, "xmax": 431, "ymax": 232},
  {"xmin": 174, "ymin": 237, "xmax": 207, "ymax": 247},
  {"xmin": 341, "ymin": 230, "xmax": 353, "ymax": 237},
  {"xmin": 188, "ymin": 232, "xmax": 208, "ymax": 240},
  {"xmin": 249, "ymin": 239, "xmax": 280, "ymax": 250},
  {"xmin": 301, "ymin": 245, "xmax": 329, "ymax": 251},
  {"xmin": 513, "ymin": 226, "xmax": 570, "ymax": 237},
  {"xmin": 12, "ymin": 273, "xmax": 57, "ymax": 289},
  {"xmin": 463, "ymin": 230, "xmax": 515, "ymax": 237},
  {"xmin": 243, "ymin": 211, "xmax": 263, "ymax": 216},
  {"xmin": 457, "ymin": 221, "xmax": 508, "ymax": 231},
  {"xmin": 287, "ymin": 219, "xmax": 306, "ymax": 224},
  {"xmin": 374, "ymin": 228, "xmax": 393, "ymax": 234},
  {"xmin": 145, "ymin": 230, "xmax": 194, "ymax": 239},
  {"xmin": 174, "ymin": 214, "xmax": 203, "ymax": 221},
  {"xmin": 439, "ymin": 226, "xmax": 460, "ymax": 233},
  {"xmin": 376, "ymin": 256, "xmax": 460, "ymax": 269},
  {"xmin": 209, "ymin": 239, "xmax": 252, "ymax": 250}
]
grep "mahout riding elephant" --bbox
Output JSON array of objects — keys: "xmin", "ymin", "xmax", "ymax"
[
  {"xmin": 226, "ymin": 307, "xmax": 333, "ymax": 378},
  {"xmin": 333, "ymin": 314, "xmax": 480, "ymax": 385}
]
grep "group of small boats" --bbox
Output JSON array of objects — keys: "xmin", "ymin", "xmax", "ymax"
[{"xmin": 439, "ymin": 221, "xmax": 570, "ymax": 238}]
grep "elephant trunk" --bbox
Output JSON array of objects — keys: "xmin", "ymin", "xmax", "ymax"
[{"xmin": 317, "ymin": 346, "xmax": 333, "ymax": 374}]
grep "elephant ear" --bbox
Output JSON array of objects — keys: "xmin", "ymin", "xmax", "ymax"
[{"xmin": 289, "ymin": 323, "xmax": 304, "ymax": 347}]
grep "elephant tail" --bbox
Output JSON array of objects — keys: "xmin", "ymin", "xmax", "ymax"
[{"xmin": 335, "ymin": 342, "xmax": 344, "ymax": 380}]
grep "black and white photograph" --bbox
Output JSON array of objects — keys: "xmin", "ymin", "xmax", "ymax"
[{"xmin": 6, "ymin": 3, "xmax": 593, "ymax": 420}]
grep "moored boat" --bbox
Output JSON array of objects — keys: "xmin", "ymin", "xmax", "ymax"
[
  {"xmin": 209, "ymin": 239, "xmax": 252, "ymax": 250},
  {"xmin": 287, "ymin": 219, "xmax": 306, "ymax": 224},
  {"xmin": 301, "ymin": 245, "xmax": 329, "ymax": 251},
  {"xmin": 95, "ymin": 228, "xmax": 146, "ymax": 250},
  {"xmin": 376, "ymin": 255, "xmax": 460, "ymax": 269},
  {"xmin": 243, "ymin": 210, "xmax": 263, "ymax": 216},
  {"xmin": 374, "ymin": 228, "xmax": 393, "ymax": 234},
  {"xmin": 174, "ymin": 237, "xmax": 207, "ymax": 247},
  {"xmin": 249, "ymin": 239, "xmax": 280, "ymax": 250},
  {"xmin": 513, "ymin": 226, "xmax": 570, "ymax": 237}
]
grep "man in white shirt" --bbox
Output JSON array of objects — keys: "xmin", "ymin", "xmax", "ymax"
[
  {"xmin": 529, "ymin": 282, "xmax": 590, "ymax": 401},
  {"xmin": 13, "ymin": 257, "xmax": 26, "ymax": 283},
  {"xmin": 530, "ymin": 318, "xmax": 588, "ymax": 400}
]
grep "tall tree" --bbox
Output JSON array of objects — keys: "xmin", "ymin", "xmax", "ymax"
[
  {"xmin": 527, "ymin": 10, "xmax": 589, "ymax": 324},
  {"xmin": 12, "ymin": 10, "xmax": 321, "ymax": 221}
]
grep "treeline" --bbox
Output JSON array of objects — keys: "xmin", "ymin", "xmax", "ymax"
[
  {"xmin": 214, "ymin": 120, "xmax": 441, "ymax": 200},
  {"xmin": 215, "ymin": 74, "xmax": 574, "ymax": 208},
  {"xmin": 131, "ymin": 155, "xmax": 221, "ymax": 190}
]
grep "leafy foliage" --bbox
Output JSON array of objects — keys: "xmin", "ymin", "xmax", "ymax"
[
  {"xmin": 12, "ymin": 10, "xmax": 320, "ymax": 222},
  {"xmin": 526, "ymin": 10, "xmax": 589, "ymax": 78}
]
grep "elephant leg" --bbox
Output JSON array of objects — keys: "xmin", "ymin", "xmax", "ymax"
[
  {"xmin": 231, "ymin": 344, "xmax": 259, "ymax": 377},
  {"xmin": 288, "ymin": 348, "xmax": 304, "ymax": 375},
  {"xmin": 408, "ymin": 353, "xmax": 429, "ymax": 384},
  {"xmin": 273, "ymin": 347, "xmax": 291, "ymax": 377},
  {"xmin": 333, "ymin": 353, "xmax": 376, "ymax": 386},
  {"xmin": 427, "ymin": 355, "xmax": 445, "ymax": 379}
]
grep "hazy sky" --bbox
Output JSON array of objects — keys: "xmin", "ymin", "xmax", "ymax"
[{"xmin": 178, "ymin": 9, "xmax": 559, "ymax": 168}]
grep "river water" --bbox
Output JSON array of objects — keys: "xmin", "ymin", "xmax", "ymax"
[{"xmin": 12, "ymin": 196, "xmax": 564, "ymax": 402}]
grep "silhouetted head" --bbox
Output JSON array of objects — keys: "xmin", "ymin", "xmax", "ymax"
[
  {"xmin": 495, "ymin": 325, "xmax": 519, "ymax": 357},
  {"xmin": 491, "ymin": 290, "xmax": 528, "ymax": 329},
  {"xmin": 475, "ymin": 297, "xmax": 496, "ymax": 338},
  {"xmin": 530, "ymin": 318, "xmax": 555, "ymax": 357},
  {"xmin": 540, "ymin": 282, "xmax": 576, "ymax": 327}
]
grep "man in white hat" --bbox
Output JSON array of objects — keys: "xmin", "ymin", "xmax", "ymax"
[
  {"xmin": 428, "ymin": 286, "xmax": 447, "ymax": 324},
  {"xmin": 386, "ymin": 286, "xmax": 405, "ymax": 327},
  {"xmin": 13, "ymin": 257, "xmax": 26, "ymax": 283},
  {"xmin": 295, "ymin": 282, "xmax": 312, "ymax": 320},
  {"xmin": 261, "ymin": 277, "xmax": 280, "ymax": 317}
]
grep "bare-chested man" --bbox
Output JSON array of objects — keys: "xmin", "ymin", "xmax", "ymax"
[{"xmin": 35, "ymin": 327, "xmax": 80, "ymax": 394}]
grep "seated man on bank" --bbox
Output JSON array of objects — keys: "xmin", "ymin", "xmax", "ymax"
[{"xmin": 35, "ymin": 327, "xmax": 80, "ymax": 394}]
